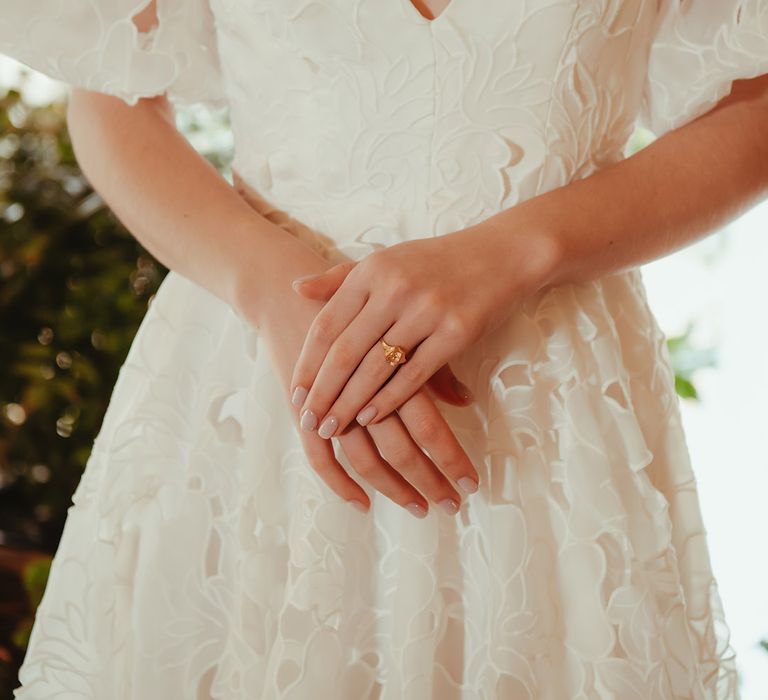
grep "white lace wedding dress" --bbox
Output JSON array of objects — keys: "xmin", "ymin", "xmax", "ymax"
[{"xmin": 2, "ymin": 1, "xmax": 767, "ymax": 698}]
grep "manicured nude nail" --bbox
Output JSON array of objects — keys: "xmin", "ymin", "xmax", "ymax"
[
  {"xmin": 439, "ymin": 499, "xmax": 460, "ymax": 515},
  {"xmin": 292, "ymin": 273, "xmax": 320, "ymax": 286},
  {"xmin": 291, "ymin": 386, "xmax": 308, "ymax": 407},
  {"xmin": 356, "ymin": 405, "xmax": 377, "ymax": 426},
  {"xmin": 405, "ymin": 502, "xmax": 428, "ymax": 519},
  {"xmin": 300, "ymin": 409, "xmax": 317, "ymax": 431},
  {"xmin": 457, "ymin": 477, "xmax": 479, "ymax": 494},
  {"xmin": 317, "ymin": 415, "xmax": 338, "ymax": 439},
  {"xmin": 349, "ymin": 500, "xmax": 368, "ymax": 514}
]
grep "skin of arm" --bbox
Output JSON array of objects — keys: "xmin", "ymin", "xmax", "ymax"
[
  {"xmin": 493, "ymin": 74, "xmax": 768, "ymax": 289},
  {"xmin": 287, "ymin": 73, "xmax": 768, "ymax": 436},
  {"xmin": 66, "ymin": 88, "xmax": 311, "ymax": 316},
  {"xmin": 65, "ymin": 0, "xmax": 326, "ymax": 313}
]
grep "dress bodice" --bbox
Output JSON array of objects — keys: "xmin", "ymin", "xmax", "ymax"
[
  {"xmin": 213, "ymin": 0, "xmax": 654, "ymax": 236},
  {"xmin": 2, "ymin": 1, "xmax": 767, "ymax": 251}
]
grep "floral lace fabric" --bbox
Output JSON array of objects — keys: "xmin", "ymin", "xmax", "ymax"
[{"xmin": 3, "ymin": 0, "xmax": 767, "ymax": 697}]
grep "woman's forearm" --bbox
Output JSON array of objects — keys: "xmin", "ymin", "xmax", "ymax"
[
  {"xmin": 66, "ymin": 88, "xmax": 325, "ymax": 318},
  {"xmin": 481, "ymin": 74, "xmax": 768, "ymax": 292}
]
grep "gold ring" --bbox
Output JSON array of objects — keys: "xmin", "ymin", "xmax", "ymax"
[{"xmin": 381, "ymin": 338, "xmax": 408, "ymax": 367}]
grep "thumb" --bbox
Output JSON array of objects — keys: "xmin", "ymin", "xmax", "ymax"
[
  {"xmin": 427, "ymin": 365, "xmax": 475, "ymax": 406},
  {"xmin": 291, "ymin": 261, "xmax": 357, "ymax": 301}
]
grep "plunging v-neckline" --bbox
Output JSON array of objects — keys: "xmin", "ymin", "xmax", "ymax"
[{"xmin": 404, "ymin": 0, "xmax": 456, "ymax": 24}]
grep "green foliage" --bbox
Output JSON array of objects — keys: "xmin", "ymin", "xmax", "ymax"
[
  {"xmin": 0, "ymin": 89, "xmax": 167, "ymax": 554},
  {"xmin": 625, "ymin": 125, "xmax": 656, "ymax": 157},
  {"xmin": 10, "ymin": 557, "xmax": 51, "ymax": 650},
  {"xmin": 666, "ymin": 323, "xmax": 718, "ymax": 401}
]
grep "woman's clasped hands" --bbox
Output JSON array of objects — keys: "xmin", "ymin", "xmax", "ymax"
[
  {"xmin": 289, "ymin": 222, "xmax": 558, "ymax": 442},
  {"xmin": 247, "ymin": 216, "xmax": 558, "ymax": 520}
]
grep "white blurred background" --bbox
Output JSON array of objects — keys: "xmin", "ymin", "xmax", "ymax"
[{"xmin": 642, "ymin": 199, "xmax": 768, "ymax": 700}]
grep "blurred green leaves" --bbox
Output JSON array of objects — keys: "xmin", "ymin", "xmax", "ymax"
[
  {"xmin": 667, "ymin": 323, "xmax": 718, "ymax": 400},
  {"xmin": 0, "ymin": 88, "xmax": 167, "ymax": 552},
  {"xmin": 10, "ymin": 556, "xmax": 51, "ymax": 651}
]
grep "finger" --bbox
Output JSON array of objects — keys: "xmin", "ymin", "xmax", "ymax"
[
  {"xmin": 425, "ymin": 364, "xmax": 476, "ymax": 406},
  {"xmin": 289, "ymin": 278, "xmax": 368, "ymax": 426},
  {"xmin": 313, "ymin": 304, "xmax": 440, "ymax": 438},
  {"xmin": 291, "ymin": 261, "xmax": 357, "ymax": 301},
  {"xmin": 355, "ymin": 328, "xmax": 454, "ymax": 428},
  {"xmin": 337, "ymin": 421, "xmax": 430, "ymax": 516},
  {"xmin": 307, "ymin": 304, "xmax": 422, "ymax": 440},
  {"xmin": 366, "ymin": 400, "xmax": 464, "ymax": 516},
  {"xmin": 397, "ymin": 390, "xmax": 480, "ymax": 496},
  {"xmin": 298, "ymin": 428, "xmax": 371, "ymax": 509}
]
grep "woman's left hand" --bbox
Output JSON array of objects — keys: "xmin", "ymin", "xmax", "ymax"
[{"xmin": 288, "ymin": 223, "xmax": 559, "ymax": 439}]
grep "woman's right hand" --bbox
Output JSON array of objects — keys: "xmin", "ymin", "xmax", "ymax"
[{"xmin": 246, "ymin": 256, "xmax": 481, "ymax": 518}]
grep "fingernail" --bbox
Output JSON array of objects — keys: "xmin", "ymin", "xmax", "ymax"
[
  {"xmin": 349, "ymin": 500, "xmax": 368, "ymax": 514},
  {"xmin": 356, "ymin": 405, "xmax": 377, "ymax": 426},
  {"xmin": 438, "ymin": 498, "xmax": 460, "ymax": 515},
  {"xmin": 317, "ymin": 415, "xmax": 338, "ymax": 439},
  {"xmin": 292, "ymin": 273, "xmax": 319, "ymax": 286},
  {"xmin": 405, "ymin": 502, "xmax": 428, "ymax": 519},
  {"xmin": 291, "ymin": 386, "xmax": 308, "ymax": 407},
  {"xmin": 300, "ymin": 409, "xmax": 317, "ymax": 431},
  {"xmin": 457, "ymin": 477, "xmax": 479, "ymax": 494},
  {"xmin": 453, "ymin": 377, "xmax": 474, "ymax": 402}
]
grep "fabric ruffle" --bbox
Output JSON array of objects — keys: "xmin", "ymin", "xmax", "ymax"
[
  {"xmin": 638, "ymin": 0, "xmax": 768, "ymax": 136},
  {"xmin": 0, "ymin": 0, "xmax": 226, "ymax": 109}
]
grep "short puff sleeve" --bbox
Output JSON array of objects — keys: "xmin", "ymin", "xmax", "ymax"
[
  {"xmin": 0, "ymin": 0, "xmax": 227, "ymax": 110},
  {"xmin": 638, "ymin": 0, "xmax": 768, "ymax": 136}
]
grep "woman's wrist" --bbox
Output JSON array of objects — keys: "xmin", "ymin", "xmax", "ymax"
[
  {"xmin": 466, "ymin": 206, "xmax": 565, "ymax": 304},
  {"xmin": 229, "ymin": 219, "xmax": 334, "ymax": 331}
]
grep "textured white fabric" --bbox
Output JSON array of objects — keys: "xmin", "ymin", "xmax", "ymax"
[
  {"xmin": 4, "ymin": 0, "xmax": 766, "ymax": 698},
  {"xmin": 0, "ymin": 0, "xmax": 226, "ymax": 109},
  {"xmin": 639, "ymin": 0, "xmax": 768, "ymax": 135}
]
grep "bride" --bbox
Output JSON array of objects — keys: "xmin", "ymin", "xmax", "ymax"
[{"xmin": 2, "ymin": 0, "xmax": 767, "ymax": 697}]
